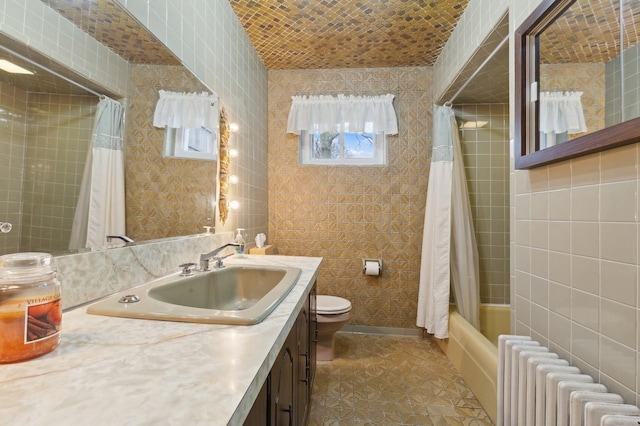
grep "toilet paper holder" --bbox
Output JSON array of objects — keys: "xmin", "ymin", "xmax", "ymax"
[{"xmin": 362, "ymin": 258, "xmax": 383, "ymax": 275}]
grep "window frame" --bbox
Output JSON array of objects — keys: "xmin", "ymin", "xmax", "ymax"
[
  {"xmin": 299, "ymin": 130, "xmax": 387, "ymax": 166},
  {"xmin": 163, "ymin": 126, "xmax": 218, "ymax": 161}
]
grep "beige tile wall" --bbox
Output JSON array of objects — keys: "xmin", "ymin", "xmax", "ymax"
[
  {"xmin": 21, "ymin": 93, "xmax": 96, "ymax": 254},
  {"xmin": 268, "ymin": 67, "xmax": 431, "ymax": 329},
  {"xmin": 125, "ymin": 64, "xmax": 218, "ymax": 241},
  {"xmin": 0, "ymin": 82, "xmax": 27, "ymax": 254},
  {"xmin": 120, "ymin": 0, "xmax": 269, "ymax": 241},
  {"xmin": 454, "ymin": 104, "xmax": 510, "ymax": 304}
]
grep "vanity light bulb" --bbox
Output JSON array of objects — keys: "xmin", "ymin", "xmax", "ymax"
[
  {"xmin": 229, "ymin": 148, "xmax": 239, "ymax": 158},
  {"xmin": 230, "ymin": 123, "xmax": 239, "ymax": 132},
  {"xmin": 229, "ymin": 200, "xmax": 240, "ymax": 210},
  {"xmin": 229, "ymin": 175, "xmax": 239, "ymax": 184}
]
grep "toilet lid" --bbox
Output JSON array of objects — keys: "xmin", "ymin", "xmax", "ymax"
[{"xmin": 317, "ymin": 295, "xmax": 351, "ymax": 314}]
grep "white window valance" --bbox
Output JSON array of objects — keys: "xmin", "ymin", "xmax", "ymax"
[
  {"xmin": 286, "ymin": 94, "xmax": 398, "ymax": 135},
  {"xmin": 153, "ymin": 90, "xmax": 219, "ymax": 129},
  {"xmin": 539, "ymin": 91, "xmax": 587, "ymax": 135}
]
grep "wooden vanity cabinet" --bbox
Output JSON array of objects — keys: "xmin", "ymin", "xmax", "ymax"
[{"xmin": 243, "ymin": 282, "xmax": 317, "ymax": 426}]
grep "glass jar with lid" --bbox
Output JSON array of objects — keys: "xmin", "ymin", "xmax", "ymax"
[{"xmin": 0, "ymin": 252, "xmax": 62, "ymax": 363}]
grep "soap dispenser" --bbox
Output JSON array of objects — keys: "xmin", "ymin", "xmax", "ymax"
[{"xmin": 234, "ymin": 228, "xmax": 246, "ymax": 256}]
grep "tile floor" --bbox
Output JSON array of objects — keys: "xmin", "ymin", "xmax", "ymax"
[{"xmin": 309, "ymin": 333, "xmax": 492, "ymax": 425}]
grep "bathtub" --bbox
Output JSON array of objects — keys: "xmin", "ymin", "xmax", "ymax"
[{"xmin": 435, "ymin": 304, "xmax": 510, "ymax": 424}]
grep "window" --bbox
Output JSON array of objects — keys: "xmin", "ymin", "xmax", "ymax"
[
  {"xmin": 299, "ymin": 130, "xmax": 386, "ymax": 165},
  {"xmin": 287, "ymin": 94, "xmax": 397, "ymax": 166},
  {"xmin": 164, "ymin": 126, "xmax": 217, "ymax": 161},
  {"xmin": 153, "ymin": 90, "xmax": 219, "ymax": 161}
]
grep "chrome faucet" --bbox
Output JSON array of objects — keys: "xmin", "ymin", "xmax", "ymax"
[
  {"xmin": 106, "ymin": 235, "xmax": 134, "ymax": 243},
  {"xmin": 199, "ymin": 243, "xmax": 240, "ymax": 270}
]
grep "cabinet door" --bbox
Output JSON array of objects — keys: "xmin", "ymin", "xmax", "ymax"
[
  {"xmin": 308, "ymin": 282, "xmax": 317, "ymax": 388},
  {"xmin": 270, "ymin": 333, "xmax": 296, "ymax": 426},
  {"xmin": 243, "ymin": 378, "xmax": 267, "ymax": 425},
  {"xmin": 296, "ymin": 297, "xmax": 310, "ymax": 426}
]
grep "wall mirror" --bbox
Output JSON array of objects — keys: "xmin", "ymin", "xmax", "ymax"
[
  {"xmin": 515, "ymin": 0, "xmax": 640, "ymax": 169},
  {"xmin": 0, "ymin": 0, "xmax": 219, "ymax": 256}
]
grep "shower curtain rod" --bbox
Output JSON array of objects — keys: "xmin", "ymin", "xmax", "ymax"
[
  {"xmin": 444, "ymin": 34, "xmax": 509, "ymax": 107},
  {"xmin": 0, "ymin": 44, "xmax": 107, "ymax": 99}
]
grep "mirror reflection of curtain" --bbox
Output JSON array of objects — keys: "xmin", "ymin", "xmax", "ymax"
[
  {"xmin": 152, "ymin": 90, "xmax": 219, "ymax": 129},
  {"xmin": 539, "ymin": 91, "xmax": 587, "ymax": 149},
  {"xmin": 417, "ymin": 105, "xmax": 480, "ymax": 338},
  {"xmin": 69, "ymin": 98, "xmax": 125, "ymax": 250}
]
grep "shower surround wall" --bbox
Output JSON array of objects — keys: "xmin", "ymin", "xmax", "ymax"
[
  {"xmin": 455, "ymin": 104, "xmax": 510, "ymax": 305},
  {"xmin": 0, "ymin": 82, "xmax": 27, "ymax": 254},
  {"xmin": 22, "ymin": 93, "xmax": 95, "ymax": 253},
  {"xmin": 268, "ymin": 67, "xmax": 431, "ymax": 330},
  {"xmin": 0, "ymin": 84, "xmax": 96, "ymax": 255}
]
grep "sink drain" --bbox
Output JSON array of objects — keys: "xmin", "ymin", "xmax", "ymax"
[{"xmin": 118, "ymin": 295, "xmax": 140, "ymax": 304}]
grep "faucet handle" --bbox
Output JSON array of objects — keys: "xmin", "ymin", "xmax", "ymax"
[
  {"xmin": 179, "ymin": 262, "xmax": 197, "ymax": 276},
  {"xmin": 213, "ymin": 257, "xmax": 225, "ymax": 269}
]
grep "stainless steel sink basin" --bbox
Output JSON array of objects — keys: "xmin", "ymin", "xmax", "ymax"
[{"xmin": 87, "ymin": 265, "xmax": 302, "ymax": 325}]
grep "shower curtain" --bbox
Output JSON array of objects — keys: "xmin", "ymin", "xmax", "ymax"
[
  {"xmin": 69, "ymin": 98, "xmax": 125, "ymax": 250},
  {"xmin": 417, "ymin": 105, "xmax": 480, "ymax": 338}
]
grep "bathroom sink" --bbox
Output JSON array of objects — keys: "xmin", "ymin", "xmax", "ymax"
[{"xmin": 86, "ymin": 265, "xmax": 302, "ymax": 325}]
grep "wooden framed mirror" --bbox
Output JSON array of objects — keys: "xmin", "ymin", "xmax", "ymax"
[{"xmin": 515, "ymin": 0, "xmax": 640, "ymax": 169}]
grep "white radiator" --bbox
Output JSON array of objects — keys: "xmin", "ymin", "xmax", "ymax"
[{"xmin": 498, "ymin": 335, "xmax": 640, "ymax": 426}]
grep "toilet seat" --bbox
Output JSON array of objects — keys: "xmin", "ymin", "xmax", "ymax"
[{"xmin": 317, "ymin": 295, "xmax": 351, "ymax": 315}]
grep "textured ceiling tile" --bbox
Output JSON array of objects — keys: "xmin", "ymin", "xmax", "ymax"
[
  {"xmin": 229, "ymin": 0, "xmax": 469, "ymax": 69},
  {"xmin": 41, "ymin": 0, "xmax": 180, "ymax": 65}
]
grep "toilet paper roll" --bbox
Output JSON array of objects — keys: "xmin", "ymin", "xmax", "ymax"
[{"xmin": 364, "ymin": 260, "xmax": 380, "ymax": 276}]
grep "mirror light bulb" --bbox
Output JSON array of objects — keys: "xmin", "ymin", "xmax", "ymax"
[
  {"xmin": 230, "ymin": 123, "xmax": 239, "ymax": 132},
  {"xmin": 229, "ymin": 200, "xmax": 240, "ymax": 210},
  {"xmin": 229, "ymin": 175, "xmax": 239, "ymax": 184},
  {"xmin": 229, "ymin": 148, "xmax": 239, "ymax": 158}
]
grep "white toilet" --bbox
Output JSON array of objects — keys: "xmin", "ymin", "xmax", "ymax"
[{"xmin": 316, "ymin": 295, "xmax": 352, "ymax": 361}]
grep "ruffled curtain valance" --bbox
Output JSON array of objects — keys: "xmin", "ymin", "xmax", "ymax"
[
  {"xmin": 153, "ymin": 90, "xmax": 219, "ymax": 129},
  {"xmin": 539, "ymin": 91, "xmax": 587, "ymax": 135},
  {"xmin": 286, "ymin": 94, "xmax": 398, "ymax": 135}
]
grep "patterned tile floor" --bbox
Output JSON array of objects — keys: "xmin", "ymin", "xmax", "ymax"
[{"xmin": 309, "ymin": 333, "xmax": 492, "ymax": 425}]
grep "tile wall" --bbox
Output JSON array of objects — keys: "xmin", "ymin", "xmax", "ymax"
[
  {"xmin": 1, "ymin": 0, "xmax": 268, "ymax": 309},
  {"xmin": 120, "ymin": 0, "xmax": 269, "ymax": 240},
  {"xmin": 0, "ymin": 85, "xmax": 96, "ymax": 255},
  {"xmin": 0, "ymin": 82, "xmax": 27, "ymax": 254},
  {"xmin": 125, "ymin": 64, "xmax": 218, "ymax": 241},
  {"xmin": 0, "ymin": 0, "xmax": 129, "ymax": 255},
  {"xmin": 440, "ymin": 0, "xmax": 640, "ymax": 406},
  {"xmin": 606, "ymin": 42, "xmax": 640, "ymax": 126},
  {"xmin": 454, "ymin": 104, "xmax": 510, "ymax": 304},
  {"xmin": 513, "ymin": 144, "xmax": 640, "ymax": 403},
  {"xmin": 21, "ymin": 93, "xmax": 96, "ymax": 254},
  {"xmin": 0, "ymin": 0, "xmax": 130, "ymax": 97},
  {"xmin": 268, "ymin": 67, "xmax": 431, "ymax": 330}
]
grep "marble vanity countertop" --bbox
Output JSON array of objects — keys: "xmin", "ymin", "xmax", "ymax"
[{"xmin": 0, "ymin": 255, "xmax": 322, "ymax": 426}]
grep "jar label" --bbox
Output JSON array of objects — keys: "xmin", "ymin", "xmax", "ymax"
[{"xmin": 25, "ymin": 299, "xmax": 61, "ymax": 343}]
